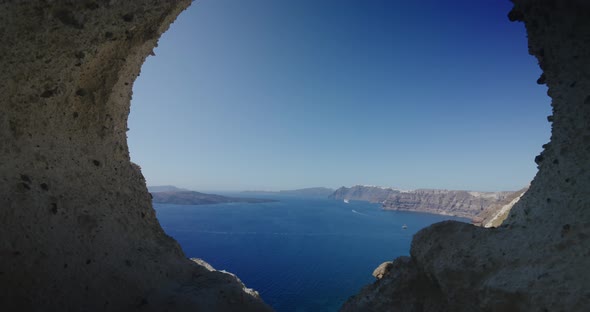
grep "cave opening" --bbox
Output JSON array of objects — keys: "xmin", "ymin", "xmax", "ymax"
[{"xmin": 126, "ymin": 0, "xmax": 552, "ymax": 310}]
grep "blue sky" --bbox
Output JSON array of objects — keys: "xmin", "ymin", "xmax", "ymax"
[{"xmin": 128, "ymin": 0, "xmax": 551, "ymax": 192}]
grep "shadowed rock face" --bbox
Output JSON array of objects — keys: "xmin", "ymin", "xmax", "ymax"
[
  {"xmin": 0, "ymin": 1, "xmax": 270, "ymax": 311},
  {"xmin": 342, "ymin": 1, "xmax": 590, "ymax": 311}
]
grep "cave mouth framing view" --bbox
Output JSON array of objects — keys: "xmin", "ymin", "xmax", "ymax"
[
  {"xmin": 128, "ymin": 1, "xmax": 548, "ymax": 311},
  {"xmin": 1, "ymin": 0, "xmax": 588, "ymax": 312}
]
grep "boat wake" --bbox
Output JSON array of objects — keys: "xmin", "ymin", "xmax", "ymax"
[{"xmin": 351, "ymin": 209, "xmax": 369, "ymax": 216}]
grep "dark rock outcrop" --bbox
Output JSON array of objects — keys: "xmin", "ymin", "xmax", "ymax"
[
  {"xmin": 0, "ymin": 1, "xmax": 270, "ymax": 311},
  {"xmin": 341, "ymin": 1, "xmax": 590, "ymax": 311}
]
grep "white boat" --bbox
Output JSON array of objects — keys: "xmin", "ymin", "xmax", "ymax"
[
  {"xmin": 402, "ymin": 224, "xmax": 408, "ymax": 229},
  {"xmin": 343, "ymin": 199, "xmax": 350, "ymax": 204}
]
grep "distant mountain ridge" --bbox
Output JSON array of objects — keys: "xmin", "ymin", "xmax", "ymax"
[
  {"xmin": 330, "ymin": 185, "xmax": 527, "ymax": 225},
  {"xmin": 148, "ymin": 185, "xmax": 190, "ymax": 193},
  {"xmin": 149, "ymin": 186, "xmax": 277, "ymax": 205},
  {"xmin": 243, "ymin": 187, "xmax": 335, "ymax": 198}
]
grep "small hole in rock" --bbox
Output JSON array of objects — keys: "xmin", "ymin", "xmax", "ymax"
[
  {"xmin": 122, "ymin": 13, "xmax": 134, "ymax": 22},
  {"xmin": 85, "ymin": 2, "xmax": 99, "ymax": 10},
  {"xmin": 55, "ymin": 10, "xmax": 84, "ymax": 29},
  {"xmin": 40, "ymin": 89, "xmax": 56, "ymax": 98}
]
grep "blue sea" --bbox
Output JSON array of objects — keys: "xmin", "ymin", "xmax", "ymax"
[{"xmin": 154, "ymin": 196, "xmax": 467, "ymax": 312}]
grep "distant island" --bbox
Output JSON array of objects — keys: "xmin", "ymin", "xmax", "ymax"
[
  {"xmin": 330, "ymin": 185, "xmax": 528, "ymax": 227},
  {"xmin": 148, "ymin": 185, "xmax": 277, "ymax": 205},
  {"xmin": 148, "ymin": 185, "xmax": 190, "ymax": 193},
  {"xmin": 243, "ymin": 187, "xmax": 335, "ymax": 198}
]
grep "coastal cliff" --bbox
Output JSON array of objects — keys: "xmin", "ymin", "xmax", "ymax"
[
  {"xmin": 330, "ymin": 185, "xmax": 400, "ymax": 203},
  {"xmin": 330, "ymin": 185, "xmax": 525, "ymax": 223}
]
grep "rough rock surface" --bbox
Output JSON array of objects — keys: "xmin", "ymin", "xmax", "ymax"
[
  {"xmin": 0, "ymin": 1, "xmax": 271, "ymax": 311},
  {"xmin": 341, "ymin": 1, "xmax": 590, "ymax": 311}
]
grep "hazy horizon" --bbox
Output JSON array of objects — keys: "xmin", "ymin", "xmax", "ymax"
[
  {"xmin": 147, "ymin": 183, "xmax": 526, "ymax": 194},
  {"xmin": 129, "ymin": 0, "xmax": 550, "ymax": 192}
]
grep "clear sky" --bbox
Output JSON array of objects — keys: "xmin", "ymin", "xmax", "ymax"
[{"xmin": 128, "ymin": 0, "xmax": 551, "ymax": 192}]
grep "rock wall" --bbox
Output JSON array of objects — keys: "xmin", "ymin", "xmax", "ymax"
[
  {"xmin": 0, "ymin": 1, "xmax": 270, "ymax": 311},
  {"xmin": 381, "ymin": 190, "xmax": 514, "ymax": 220},
  {"xmin": 342, "ymin": 1, "xmax": 590, "ymax": 311},
  {"xmin": 331, "ymin": 185, "xmax": 520, "ymax": 221}
]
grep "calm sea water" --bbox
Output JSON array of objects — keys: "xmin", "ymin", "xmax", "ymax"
[{"xmin": 154, "ymin": 196, "xmax": 467, "ymax": 312}]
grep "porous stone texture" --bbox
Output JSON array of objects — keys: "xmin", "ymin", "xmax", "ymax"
[
  {"xmin": 341, "ymin": 1, "xmax": 590, "ymax": 311},
  {"xmin": 0, "ymin": 1, "xmax": 271, "ymax": 311}
]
